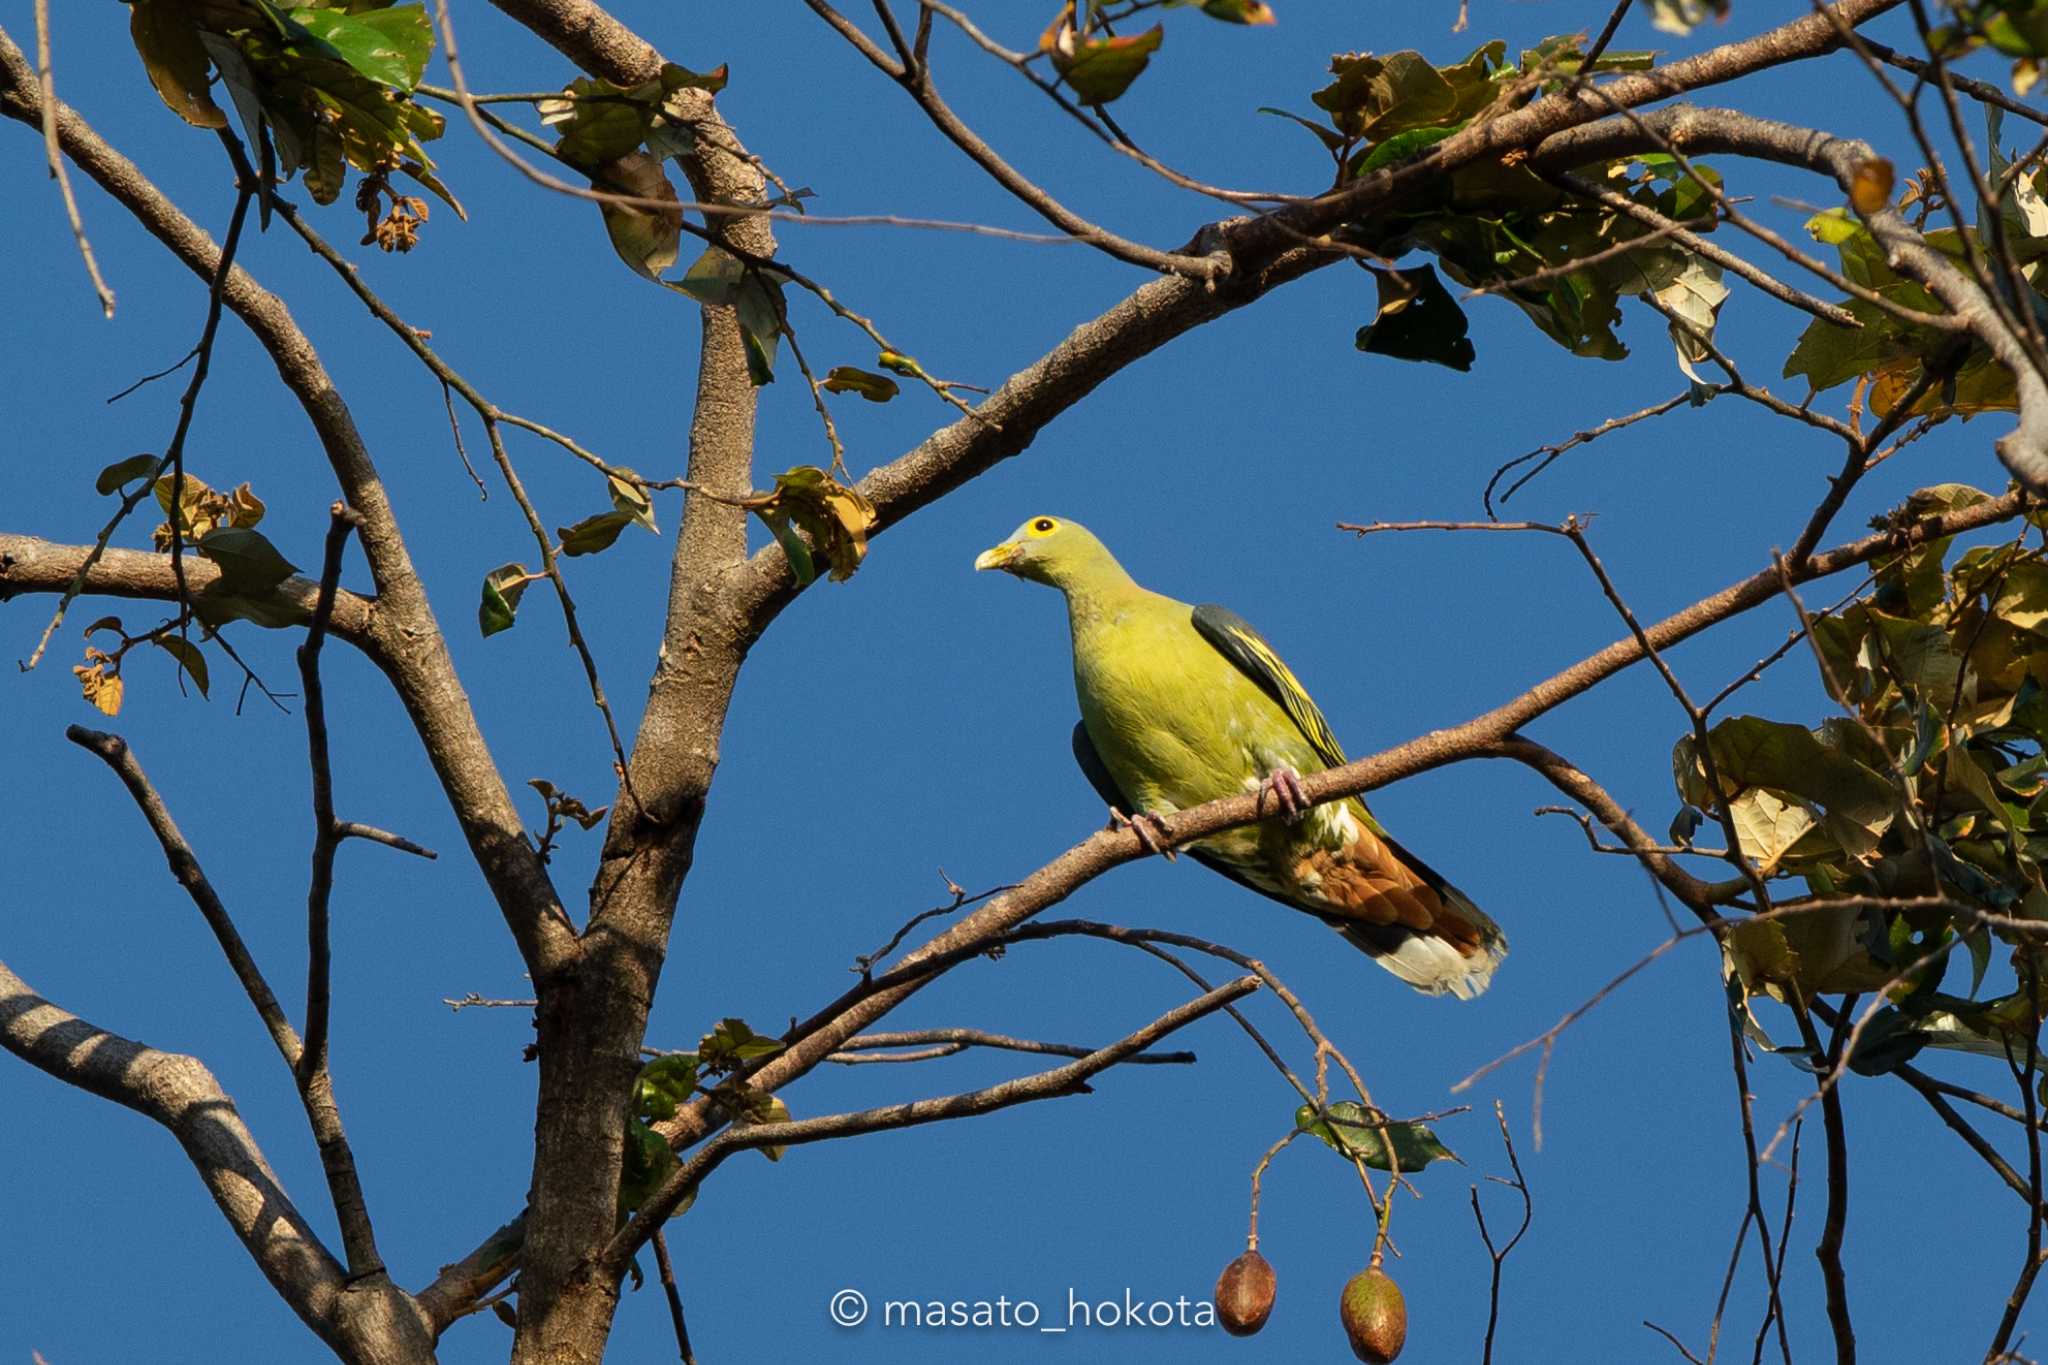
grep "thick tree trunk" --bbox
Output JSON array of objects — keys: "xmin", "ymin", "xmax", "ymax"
[{"xmin": 504, "ymin": 47, "xmax": 775, "ymax": 1354}]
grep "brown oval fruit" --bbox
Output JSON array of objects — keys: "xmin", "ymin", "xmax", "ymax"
[
  {"xmin": 1339, "ymin": 1265, "xmax": 1406, "ymax": 1363},
  {"xmin": 1215, "ymin": 1249, "xmax": 1277, "ymax": 1336}
]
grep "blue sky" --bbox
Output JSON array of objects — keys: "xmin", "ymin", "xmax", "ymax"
[{"xmin": 1, "ymin": 1, "xmax": 2038, "ymax": 1361}]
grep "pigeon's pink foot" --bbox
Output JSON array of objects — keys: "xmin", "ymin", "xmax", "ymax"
[
  {"xmin": 1258, "ymin": 766, "xmax": 1311, "ymax": 823},
  {"xmin": 1109, "ymin": 807, "xmax": 1178, "ymax": 861}
]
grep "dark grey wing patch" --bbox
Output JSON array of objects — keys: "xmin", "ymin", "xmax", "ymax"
[
  {"xmin": 1189, "ymin": 602, "xmax": 1347, "ymax": 768},
  {"xmin": 1072, "ymin": 722, "xmax": 1131, "ymax": 812}
]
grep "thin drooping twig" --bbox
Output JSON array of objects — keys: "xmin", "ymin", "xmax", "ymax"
[
  {"xmin": 22, "ymin": 171, "xmax": 251, "ymax": 672},
  {"xmin": 602, "ymin": 975, "xmax": 1261, "ymax": 1274},
  {"xmin": 1714, "ymin": 1006, "xmax": 1792, "ymax": 1365},
  {"xmin": 826, "ymin": 1028, "xmax": 1196, "ymax": 1066},
  {"xmin": 800, "ymin": 0, "xmax": 1222, "ymax": 278},
  {"xmin": 411, "ymin": 80, "xmax": 988, "ymax": 424},
  {"xmin": 289, "ymin": 501, "xmax": 387, "ymax": 1282},
  {"xmin": 1648, "ymin": 1320, "xmax": 1711, "ymax": 1365},
  {"xmin": 272, "ymin": 199, "xmax": 645, "ymax": 815},
  {"xmin": 1750, "ymin": 1121, "xmax": 1803, "ymax": 1365},
  {"xmin": 1857, "ymin": 39, "xmax": 2048, "ymax": 127},
  {"xmin": 1794, "ymin": 1003, "xmax": 1857, "ymax": 1365},
  {"xmin": 63, "ymin": 725, "xmax": 387, "ymax": 1282},
  {"xmin": 652, "ymin": 1229, "xmax": 697, "ymax": 1364},
  {"xmin": 66, "ymin": 726, "xmax": 303, "ymax": 1062},
  {"xmin": 917, "ymin": 0, "xmax": 1300, "ymax": 210},
  {"xmin": 1551, "ymin": 169, "xmax": 1860, "ymax": 328},
  {"xmin": 1988, "ymin": 964, "xmax": 2047, "ymax": 1363},
  {"xmin": 32, "ymin": 0, "xmax": 110, "ymax": 316},
  {"xmin": 1483, "ymin": 390, "xmax": 1700, "ymax": 515},
  {"xmin": 1470, "ymin": 1100, "xmax": 1533, "ymax": 1365},
  {"xmin": 298, "ymin": 503, "xmax": 358, "ymax": 1088},
  {"xmin": 423, "ymin": 6, "xmax": 1099, "ymax": 250},
  {"xmin": 1452, "ymin": 927, "xmax": 1693, "ymax": 1144},
  {"xmin": 1898, "ymin": 1068, "xmax": 2034, "ymax": 1202},
  {"xmin": 1247, "ymin": 1129, "xmax": 1304, "ymax": 1249},
  {"xmin": 1897, "ymin": 1064, "xmax": 2048, "ymax": 1135}
]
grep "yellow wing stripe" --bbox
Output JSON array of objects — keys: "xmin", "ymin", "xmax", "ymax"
[{"xmin": 1210, "ymin": 617, "xmax": 1347, "ymax": 768}]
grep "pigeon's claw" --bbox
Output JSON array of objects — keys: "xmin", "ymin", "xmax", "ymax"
[
  {"xmin": 1258, "ymin": 766, "xmax": 1312, "ymax": 823},
  {"xmin": 1109, "ymin": 806, "xmax": 1178, "ymax": 861}
]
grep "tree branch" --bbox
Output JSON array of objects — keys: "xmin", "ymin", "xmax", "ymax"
[
  {"xmin": 602, "ymin": 975, "xmax": 1259, "ymax": 1275},
  {"xmin": 0, "ymin": 26, "xmax": 576, "ymax": 978},
  {"xmin": 643, "ymin": 487, "xmax": 2028, "ymax": 1161},
  {"xmin": 64, "ymin": 724, "xmax": 393, "ymax": 1296},
  {"xmin": 827, "ymin": 1027, "xmax": 1197, "ymax": 1065},
  {"xmin": 0, "ymin": 958, "xmax": 433, "ymax": 1359},
  {"xmin": 0, "ymin": 533, "xmax": 376, "ymax": 649},
  {"xmin": 1533, "ymin": 101, "xmax": 2048, "ymax": 493}
]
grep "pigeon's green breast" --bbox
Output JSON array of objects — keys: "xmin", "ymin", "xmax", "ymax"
[{"xmin": 1069, "ymin": 590, "xmax": 1326, "ymax": 865}]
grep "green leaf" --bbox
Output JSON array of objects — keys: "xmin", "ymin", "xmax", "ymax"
[
  {"xmin": 1686, "ymin": 715, "xmax": 1899, "ymax": 835},
  {"xmin": 754, "ymin": 1094, "xmax": 792, "ymax": 1162},
  {"xmin": 756, "ymin": 510, "xmax": 815, "ymax": 586},
  {"xmin": 558, "ymin": 511, "xmax": 634, "ymax": 557},
  {"xmin": 1294, "ymin": 1101, "xmax": 1458, "ymax": 1173},
  {"xmin": 287, "ymin": 5, "xmax": 431, "ymax": 91},
  {"xmin": 192, "ymin": 584, "xmax": 309, "ymax": 630},
  {"xmin": 1257, "ymin": 106, "xmax": 1347, "ymax": 155},
  {"xmin": 822, "ymin": 367, "xmax": 900, "ymax": 402},
  {"xmin": 594, "ymin": 151, "xmax": 682, "ymax": 281},
  {"xmin": 671, "ymin": 246, "xmax": 743, "ymax": 307},
  {"xmin": 1356, "ymin": 264, "xmax": 1474, "ymax": 371},
  {"xmin": 543, "ymin": 76, "xmax": 653, "ymax": 169},
  {"xmin": 607, "ymin": 468, "xmax": 659, "ymax": 533},
  {"xmin": 635, "ymin": 1055, "xmax": 700, "ymax": 1123},
  {"xmin": 735, "ymin": 273, "xmax": 785, "ymax": 386},
  {"xmin": 1349, "ymin": 123, "xmax": 1457, "ymax": 177},
  {"xmin": 659, "ymin": 61, "xmax": 728, "ymax": 97},
  {"xmin": 196, "ymin": 526, "xmax": 298, "ymax": 594},
  {"xmin": 96, "ymin": 454, "xmax": 162, "ymax": 496},
  {"xmin": 1052, "ymin": 25, "xmax": 1164, "ymax": 105},
  {"xmin": 479, "ymin": 562, "xmax": 531, "ymax": 637},
  {"xmin": 697, "ymin": 1017, "xmax": 785, "ymax": 1073},
  {"xmin": 618, "ymin": 1119, "xmax": 679, "ymax": 1215},
  {"xmin": 152, "ymin": 635, "xmax": 211, "ymax": 698},
  {"xmin": 1652, "ymin": 254, "xmax": 1730, "ymax": 386},
  {"xmin": 1313, "ymin": 49, "xmax": 1457, "ymax": 141},
  {"xmin": 129, "ymin": 1, "xmax": 227, "ymax": 128},
  {"xmin": 1195, "ymin": 0, "xmax": 1275, "ymax": 23}
]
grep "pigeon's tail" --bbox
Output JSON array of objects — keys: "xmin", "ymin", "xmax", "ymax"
[
  {"xmin": 1335, "ymin": 888, "xmax": 1507, "ymax": 1000},
  {"xmin": 1305, "ymin": 813, "xmax": 1507, "ymax": 1000}
]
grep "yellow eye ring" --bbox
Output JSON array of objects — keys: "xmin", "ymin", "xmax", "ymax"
[{"xmin": 1027, "ymin": 517, "xmax": 1058, "ymax": 537}]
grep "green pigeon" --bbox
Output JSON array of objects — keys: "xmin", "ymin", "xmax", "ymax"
[{"xmin": 975, "ymin": 515, "xmax": 1506, "ymax": 999}]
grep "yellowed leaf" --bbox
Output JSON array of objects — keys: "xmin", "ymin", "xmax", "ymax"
[{"xmin": 73, "ymin": 664, "xmax": 124, "ymax": 717}]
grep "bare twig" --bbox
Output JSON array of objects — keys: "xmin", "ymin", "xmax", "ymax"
[
  {"xmin": 652, "ymin": 1229, "xmax": 697, "ymax": 1364},
  {"xmin": 1793, "ymin": 1003, "xmax": 1857, "ymax": 1365},
  {"xmin": 827, "ymin": 1028, "xmax": 1196, "ymax": 1066},
  {"xmin": 1471, "ymin": 1100, "xmax": 1533, "ymax": 1365},
  {"xmin": 603, "ymin": 976, "xmax": 1261, "ymax": 1274},
  {"xmin": 32, "ymin": 0, "xmax": 109, "ymax": 316},
  {"xmin": 65, "ymin": 723, "xmax": 387, "ymax": 1282}
]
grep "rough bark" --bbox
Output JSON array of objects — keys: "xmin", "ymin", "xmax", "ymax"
[{"xmin": 0, "ymin": 959, "xmax": 436, "ymax": 1364}]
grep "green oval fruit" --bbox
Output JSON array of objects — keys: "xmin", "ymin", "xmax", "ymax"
[
  {"xmin": 1339, "ymin": 1266, "xmax": 1406, "ymax": 1363},
  {"xmin": 1215, "ymin": 1249, "xmax": 1276, "ymax": 1336}
]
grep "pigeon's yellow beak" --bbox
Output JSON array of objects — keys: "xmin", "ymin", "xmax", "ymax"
[{"xmin": 974, "ymin": 540, "xmax": 1021, "ymax": 572}]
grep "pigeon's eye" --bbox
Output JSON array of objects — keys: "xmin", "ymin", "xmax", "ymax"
[{"xmin": 1029, "ymin": 518, "xmax": 1057, "ymax": 536}]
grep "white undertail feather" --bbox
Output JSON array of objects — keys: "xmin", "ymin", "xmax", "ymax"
[{"xmin": 1344, "ymin": 921, "xmax": 1507, "ymax": 1000}]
